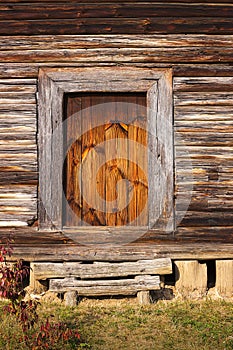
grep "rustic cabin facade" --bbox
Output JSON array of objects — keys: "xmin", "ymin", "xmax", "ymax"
[{"xmin": 1, "ymin": 0, "xmax": 233, "ymax": 302}]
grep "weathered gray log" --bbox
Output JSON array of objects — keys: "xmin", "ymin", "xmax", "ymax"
[
  {"xmin": 2, "ymin": 35, "xmax": 233, "ymax": 64},
  {"xmin": 174, "ymin": 77, "xmax": 233, "ymax": 92},
  {"xmin": 216, "ymin": 260, "xmax": 233, "ymax": 298},
  {"xmin": 2, "ymin": 63, "xmax": 233, "ymax": 79},
  {"xmin": 30, "ymin": 258, "xmax": 172, "ymax": 280},
  {"xmin": 64, "ymin": 291, "xmax": 77, "ymax": 307},
  {"xmin": 2, "ymin": 35, "xmax": 233, "ymax": 51},
  {"xmin": 3, "ymin": 47, "xmax": 233, "ymax": 64},
  {"xmin": 1, "ymin": 227, "xmax": 233, "ymax": 260},
  {"xmin": 50, "ymin": 275, "xmax": 160, "ymax": 296},
  {"xmin": 174, "ymin": 260, "xmax": 207, "ymax": 298},
  {"xmin": 30, "ymin": 262, "xmax": 47, "ymax": 293},
  {"xmin": 137, "ymin": 291, "xmax": 151, "ymax": 305}
]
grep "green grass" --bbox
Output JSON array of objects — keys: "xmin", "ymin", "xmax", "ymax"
[{"xmin": 0, "ymin": 298, "xmax": 232, "ymax": 349}]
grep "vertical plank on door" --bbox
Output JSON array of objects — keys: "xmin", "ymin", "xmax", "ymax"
[
  {"xmin": 80, "ymin": 95, "xmax": 91, "ymax": 225},
  {"xmin": 115, "ymin": 96, "xmax": 129, "ymax": 226},
  {"xmin": 81, "ymin": 95, "xmax": 105, "ymax": 226},
  {"xmin": 64, "ymin": 96, "xmax": 83, "ymax": 226},
  {"xmin": 105, "ymin": 95, "xmax": 120, "ymax": 226},
  {"xmin": 128, "ymin": 95, "xmax": 147, "ymax": 225},
  {"xmin": 92, "ymin": 95, "xmax": 106, "ymax": 226}
]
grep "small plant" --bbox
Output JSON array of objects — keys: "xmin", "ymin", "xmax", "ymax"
[
  {"xmin": 30, "ymin": 318, "xmax": 81, "ymax": 349},
  {"xmin": 0, "ymin": 237, "xmax": 37, "ymax": 333},
  {"xmin": 0, "ymin": 237, "xmax": 82, "ymax": 349}
]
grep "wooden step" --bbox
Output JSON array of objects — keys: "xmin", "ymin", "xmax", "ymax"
[
  {"xmin": 30, "ymin": 258, "xmax": 172, "ymax": 280},
  {"xmin": 49, "ymin": 275, "xmax": 160, "ymax": 296}
]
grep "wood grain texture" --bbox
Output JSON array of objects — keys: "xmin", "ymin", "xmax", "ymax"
[
  {"xmin": 50, "ymin": 275, "xmax": 160, "ymax": 295},
  {"xmin": 216, "ymin": 260, "xmax": 233, "ymax": 298},
  {"xmin": 1, "ymin": 35, "xmax": 233, "ymax": 80},
  {"xmin": 2, "ymin": 3, "xmax": 233, "ymax": 20},
  {"xmin": 31, "ymin": 258, "xmax": 172, "ymax": 280},
  {"xmin": 3, "ymin": 0, "xmax": 233, "ymax": 3},
  {"xmin": 63, "ymin": 96, "xmax": 83, "ymax": 227},
  {"xmin": 64, "ymin": 93, "xmax": 147, "ymax": 227},
  {"xmin": 2, "ymin": 47, "xmax": 233, "ymax": 64},
  {"xmin": 2, "ymin": 63, "xmax": 233, "ymax": 80},
  {"xmin": 128, "ymin": 95, "xmax": 148, "ymax": 225},
  {"xmin": 0, "ymin": 78, "xmax": 37, "ymax": 226},
  {"xmin": 1, "ymin": 14, "xmax": 233, "ymax": 35},
  {"xmin": 1, "ymin": 228, "xmax": 233, "ymax": 261},
  {"xmin": 39, "ymin": 67, "xmax": 172, "ymax": 233},
  {"xmin": 174, "ymin": 76, "xmax": 233, "ymax": 229},
  {"xmin": 1, "ymin": 35, "xmax": 233, "ymax": 50},
  {"xmin": 0, "ymin": 29, "xmax": 233, "ymax": 246},
  {"xmin": 174, "ymin": 260, "xmax": 207, "ymax": 298}
]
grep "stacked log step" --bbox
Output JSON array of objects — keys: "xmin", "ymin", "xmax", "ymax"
[{"xmin": 30, "ymin": 258, "xmax": 172, "ymax": 305}]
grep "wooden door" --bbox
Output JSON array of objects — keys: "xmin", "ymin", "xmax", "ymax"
[{"xmin": 63, "ymin": 93, "xmax": 147, "ymax": 227}]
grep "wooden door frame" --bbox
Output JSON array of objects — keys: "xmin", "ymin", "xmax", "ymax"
[{"xmin": 38, "ymin": 67, "xmax": 173, "ymax": 235}]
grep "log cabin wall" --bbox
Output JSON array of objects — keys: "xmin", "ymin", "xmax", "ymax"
[{"xmin": 0, "ymin": 1, "xmax": 233, "ymax": 242}]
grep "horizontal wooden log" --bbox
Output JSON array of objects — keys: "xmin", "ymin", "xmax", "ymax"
[
  {"xmin": 0, "ymin": 92, "xmax": 35, "ymax": 105},
  {"xmin": 23, "ymin": 243, "xmax": 233, "ymax": 261},
  {"xmin": 0, "ymin": 132, "xmax": 35, "ymax": 139},
  {"xmin": 176, "ymin": 182, "xmax": 233, "ymax": 195},
  {"xmin": 176, "ymin": 226, "xmax": 233, "ymax": 239},
  {"xmin": 0, "ymin": 104, "xmax": 36, "ymax": 112},
  {"xmin": 0, "ymin": 168, "xmax": 37, "ymax": 175},
  {"xmin": 175, "ymin": 109, "xmax": 233, "ymax": 122},
  {"xmin": 0, "ymin": 114, "xmax": 35, "ymax": 126},
  {"xmin": 176, "ymin": 146, "xmax": 233, "ymax": 157},
  {"xmin": 177, "ymin": 211, "xmax": 233, "ymax": 227},
  {"xmin": 0, "ymin": 128, "xmax": 36, "ymax": 136},
  {"xmin": 1, "ymin": 232, "xmax": 233, "ymax": 260},
  {"xmin": 0, "ymin": 172, "xmax": 37, "ymax": 185},
  {"xmin": 0, "ymin": 206, "xmax": 36, "ymax": 216},
  {"xmin": 175, "ymin": 123, "xmax": 233, "ymax": 132},
  {"xmin": 0, "ymin": 197, "xmax": 36, "ymax": 205},
  {"xmin": 175, "ymin": 133, "xmax": 233, "ymax": 146},
  {"xmin": 174, "ymin": 77, "xmax": 233, "ymax": 92},
  {"xmin": 0, "ymin": 164, "xmax": 37, "ymax": 172},
  {"xmin": 0, "ymin": 184, "xmax": 37, "ymax": 193},
  {"xmin": 176, "ymin": 184, "xmax": 233, "ymax": 194},
  {"xmin": 2, "ymin": 35, "xmax": 233, "ymax": 50},
  {"xmin": 176, "ymin": 168, "xmax": 233, "ymax": 182},
  {"xmin": 3, "ymin": 0, "xmax": 233, "ymax": 3},
  {"xmin": 31, "ymin": 258, "xmax": 172, "ymax": 280},
  {"xmin": 0, "ymin": 214, "xmax": 36, "ymax": 223},
  {"xmin": 0, "ymin": 226, "xmax": 233, "ymax": 261},
  {"xmin": 176, "ymin": 194, "xmax": 233, "ymax": 208},
  {"xmin": 0, "ymin": 220, "xmax": 28, "ymax": 227},
  {"xmin": 176, "ymin": 202, "xmax": 233, "ymax": 213},
  {"xmin": 174, "ymin": 119, "xmax": 233, "ymax": 129},
  {"xmin": 2, "ymin": 4, "xmax": 233, "ymax": 21},
  {"xmin": 1, "ymin": 63, "xmax": 233, "ymax": 79},
  {"xmin": 2, "ymin": 17, "xmax": 233, "ymax": 35},
  {"xmin": 0, "ymin": 147, "xmax": 36, "ymax": 154},
  {"xmin": 176, "ymin": 158, "xmax": 233, "ymax": 168},
  {"xmin": 2, "ymin": 47, "xmax": 233, "ymax": 64},
  {"xmin": 0, "ymin": 83, "xmax": 36, "ymax": 93},
  {"xmin": 49, "ymin": 275, "xmax": 160, "ymax": 295},
  {"xmin": 0, "ymin": 137, "xmax": 36, "ymax": 146},
  {"xmin": 175, "ymin": 92, "xmax": 233, "ymax": 106}
]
